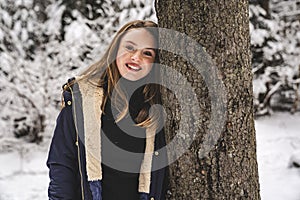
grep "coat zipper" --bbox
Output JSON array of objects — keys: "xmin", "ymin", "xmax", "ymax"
[{"xmin": 70, "ymin": 87, "xmax": 85, "ymax": 200}]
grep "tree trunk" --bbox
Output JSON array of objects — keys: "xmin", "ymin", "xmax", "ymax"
[{"xmin": 155, "ymin": 0, "xmax": 261, "ymax": 199}]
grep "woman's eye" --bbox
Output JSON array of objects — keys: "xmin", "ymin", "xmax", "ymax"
[
  {"xmin": 125, "ymin": 45, "xmax": 135, "ymax": 51},
  {"xmin": 143, "ymin": 51, "xmax": 153, "ymax": 57}
]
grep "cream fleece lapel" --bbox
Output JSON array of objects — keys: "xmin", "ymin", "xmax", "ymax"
[
  {"xmin": 76, "ymin": 78, "xmax": 155, "ymax": 193},
  {"xmin": 138, "ymin": 128, "xmax": 156, "ymax": 193},
  {"xmin": 77, "ymin": 79, "xmax": 103, "ymax": 181}
]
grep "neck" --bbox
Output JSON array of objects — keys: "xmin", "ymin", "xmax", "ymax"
[{"xmin": 119, "ymin": 76, "xmax": 148, "ymax": 94}]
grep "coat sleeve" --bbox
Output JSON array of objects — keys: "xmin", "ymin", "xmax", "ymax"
[{"xmin": 46, "ymin": 94, "xmax": 81, "ymax": 200}]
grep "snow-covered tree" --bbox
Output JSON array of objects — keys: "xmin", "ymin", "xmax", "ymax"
[
  {"xmin": 250, "ymin": 0, "xmax": 300, "ymax": 115},
  {"xmin": 0, "ymin": 0, "xmax": 156, "ymax": 143},
  {"xmin": 0, "ymin": 0, "xmax": 51, "ymax": 142}
]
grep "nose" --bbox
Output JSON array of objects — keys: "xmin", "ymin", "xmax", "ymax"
[{"xmin": 131, "ymin": 50, "xmax": 142, "ymax": 62}]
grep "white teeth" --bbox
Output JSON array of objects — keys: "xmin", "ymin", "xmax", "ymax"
[{"xmin": 127, "ymin": 64, "xmax": 141, "ymax": 71}]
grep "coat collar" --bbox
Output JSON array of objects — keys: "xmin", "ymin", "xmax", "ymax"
[{"xmin": 71, "ymin": 77, "xmax": 155, "ymax": 193}]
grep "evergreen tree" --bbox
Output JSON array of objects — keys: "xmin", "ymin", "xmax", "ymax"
[
  {"xmin": 0, "ymin": 0, "xmax": 156, "ymax": 142},
  {"xmin": 250, "ymin": 0, "xmax": 300, "ymax": 115}
]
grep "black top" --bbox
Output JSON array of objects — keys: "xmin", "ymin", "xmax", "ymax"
[{"xmin": 101, "ymin": 77, "xmax": 149, "ymax": 200}]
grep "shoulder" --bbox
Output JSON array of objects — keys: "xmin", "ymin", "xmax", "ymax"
[
  {"xmin": 61, "ymin": 77, "xmax": 76, "ymax": 108},
  {"xmin": 61, "ymin": 76, "xmax": 104, "ymax": 108},
  {"xmin": 62, "ymin": 77, "xmax": 76, "ymax": 92}
]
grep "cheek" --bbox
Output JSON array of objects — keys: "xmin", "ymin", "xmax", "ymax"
[
  {"xmin": 116, "ymin": 56, "xmax": 121, "ymax": 68},
  {"xmin": 116, "ymin": 51, "xmax": 126, "ymax": 68},
  {"xmin": 145, "ymin": 63, "xmax": 154, "ymax": 74},
  {"xmin": 145, "ymin": 58, "xmax": 155, "ymax": 68}
]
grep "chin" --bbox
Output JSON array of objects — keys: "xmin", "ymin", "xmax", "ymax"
[
  {"xmin": 124, "ymin": 76, "xmax": 140, "ymax": 81},
  {"xmin": 122, "ymin": 74, "xmax": 145, "ymax": 81}
]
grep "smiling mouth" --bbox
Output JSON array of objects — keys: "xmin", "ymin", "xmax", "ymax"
[{"xmin": 126, "ymin": 63, "xmax": 142, "ymax": 71}]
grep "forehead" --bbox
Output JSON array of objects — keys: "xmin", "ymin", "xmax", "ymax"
[{"xmin": 120, "ymin": 28, "xmax": 157, "ymax": 48}]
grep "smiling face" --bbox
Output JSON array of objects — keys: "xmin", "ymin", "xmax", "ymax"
[{"xmin": 116, "ymin": 28, "xmax": 157, "ymax": 81}]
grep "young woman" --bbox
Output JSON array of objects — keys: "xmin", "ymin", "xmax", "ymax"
[{"xmin": 47, "ymin": 20, "xmax": 168, "ymax": 200}]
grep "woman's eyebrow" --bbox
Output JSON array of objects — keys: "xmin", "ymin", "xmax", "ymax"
[
  {"xmin": 125, "ymin": 40, "xmax": 155, "ymax": 50},
  {"xmin": 144, "ymin": 47, "xmax": 156, "ymax": 51},
  {"xmin": 125, "ymin": 41, "xmax": 137, "ymax": 46}
]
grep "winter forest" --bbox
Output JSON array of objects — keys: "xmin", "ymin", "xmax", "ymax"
[{"xmin": 0, "ymin": 0, "xmax": 300, "ymax": 199}]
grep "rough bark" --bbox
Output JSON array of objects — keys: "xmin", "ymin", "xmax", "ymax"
[{"xmin": 155, "ymin": 0, "xmax": 261, "ymax": 199}]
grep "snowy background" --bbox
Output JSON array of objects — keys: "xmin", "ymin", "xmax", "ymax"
[{"xmin": 1, "ymin": 0, "xmax": 300, "ymax": 199}]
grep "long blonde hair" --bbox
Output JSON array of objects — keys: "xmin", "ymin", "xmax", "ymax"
[{"xmin": 77, "ymin": 20, "xmax": 161, "ymax": 129}]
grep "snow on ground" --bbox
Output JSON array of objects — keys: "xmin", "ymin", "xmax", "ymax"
[
  {"xmin": 0, "ymin": 112, "xmax": 300, "ymax": 199},
  {"xmin": 256, "ymin": 112, "xmax": 300, "ymax": 200},
  {"xmin": 0, "ymin": 139, "xmax": 50, "ymax": 200}
]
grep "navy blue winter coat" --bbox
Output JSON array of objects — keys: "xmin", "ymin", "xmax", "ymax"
[{"xmin": 47, "ymin": 79, "xmax": 169, "ymax": 200}]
